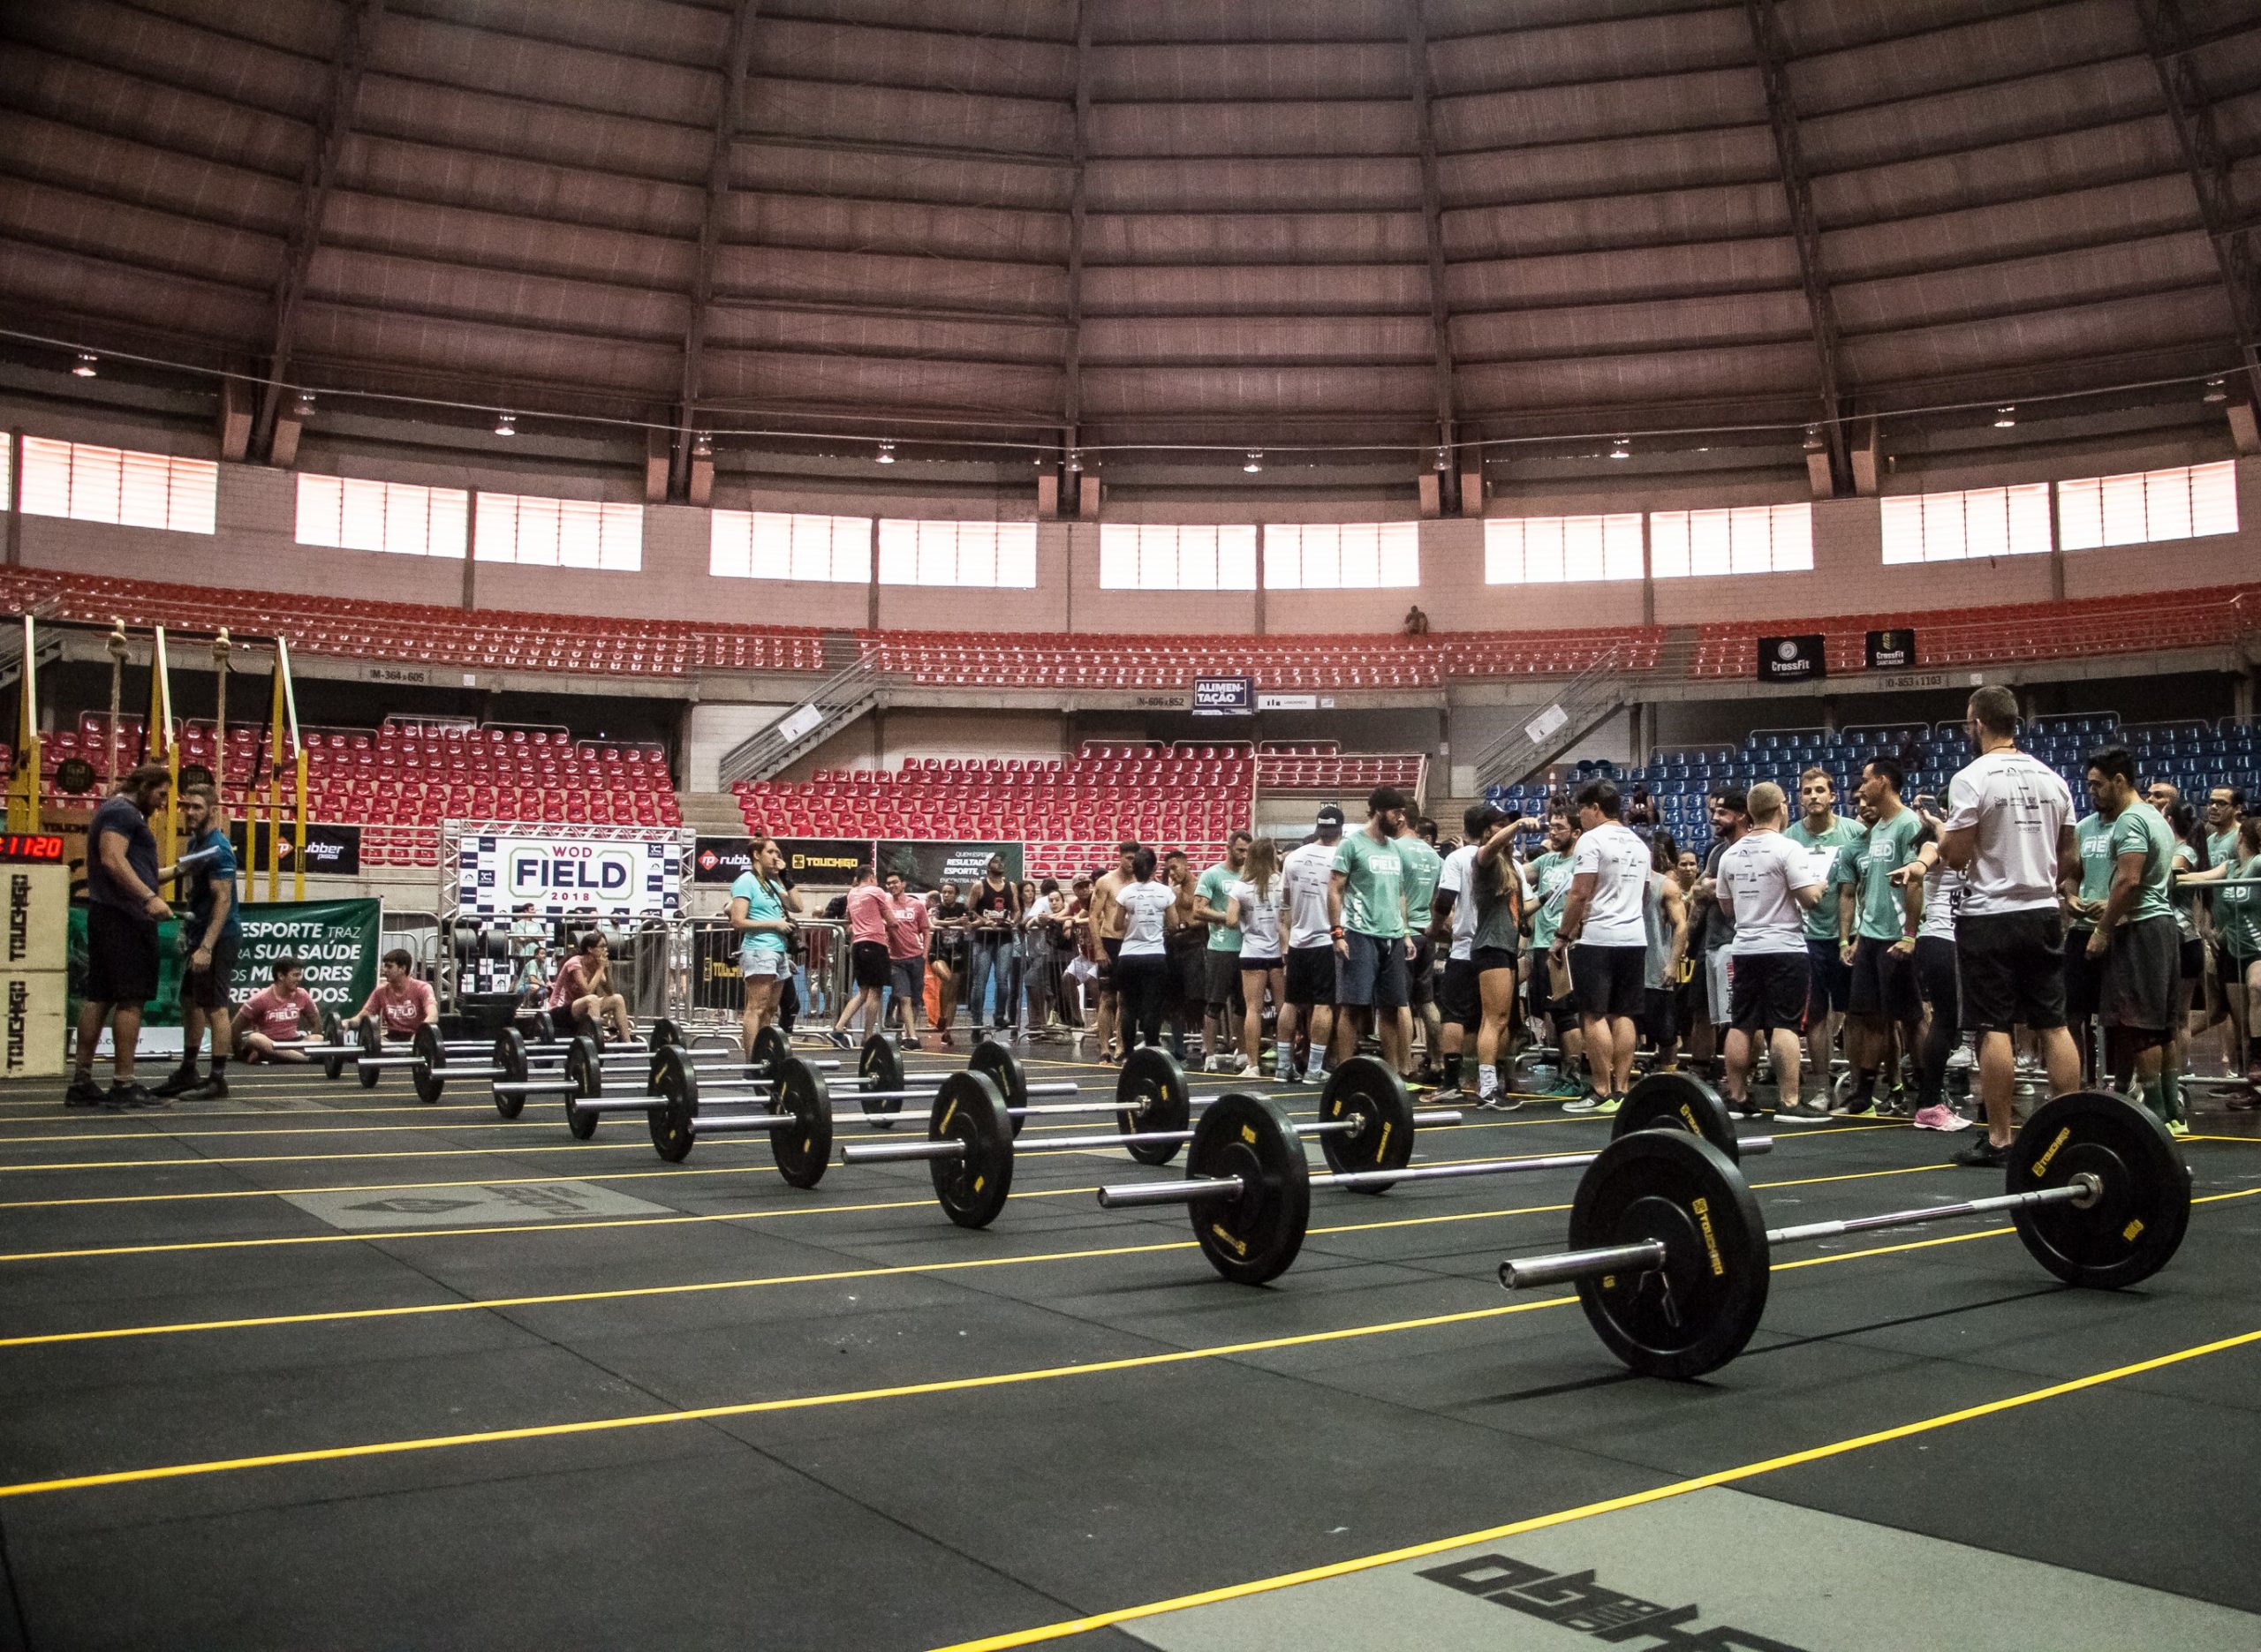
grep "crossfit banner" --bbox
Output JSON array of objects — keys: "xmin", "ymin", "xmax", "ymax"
[
  {"xmin": 1865, "ymin": 628, "xmax": 1917, "ymax": 670},
  {"xmin": 1757, "ymin": 634, "xmax": 1826, "ymax": 683},
  {"xmin": 67, "ymin": 897, "xmax": 382, "ymax": 1029},
  {"xmin": 877, "ymin": 841, "xmax": 1023, "ymax": 894},
  {"xmin": 456, "ymin": 833, "xmax": 683, "ymax": 918},
  {"xmin": 231, "ymin": 819, "xmax": 363, "ymax": 878},
  {"xmin": 693, "ymin": 836, "xmax": 873, "ymax": 885}
]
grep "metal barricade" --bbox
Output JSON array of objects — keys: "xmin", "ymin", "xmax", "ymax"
[{"xmin": 669, "ymin": 916, "xmax": 849, "ymax": 1037}]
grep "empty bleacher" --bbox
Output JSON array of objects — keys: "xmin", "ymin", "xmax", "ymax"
[
  {"xmin": 737, "ymin": 747, "xmax": 1253, "ymax": 879},
  {"xmin": 1255, "ymin": 741, "xmax": 1426, "ymax": 796}
]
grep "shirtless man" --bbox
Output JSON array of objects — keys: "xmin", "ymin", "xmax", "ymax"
[{"xmin": 1086, "ymin": 840, "xmax": 1138, "ymax": 1064}]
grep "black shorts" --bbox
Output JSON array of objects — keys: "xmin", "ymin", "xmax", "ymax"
[
  {"xmin": 1099, "ymin": 935, "xmax": 1122, "ymax": 991},
  {"xmin": 1914, "ymin": 934, "xmax": 1959, "ymax": 1030},
  {"xmin": 1407, "ymin": 933, "xmax": 1436, "ymax": 1007},
  {"xmin": 1959, "ymin": 909, "xmax": 2067, "ymax": 1034},
  {"xmin": 1569, "ymin": 943, "xmax": 1646, "ymax": 1020},
  {"xmin": 83, "ymin": 903, "xmax": 160, "ymax": 1007},
  {"xmin": 1642, "ymin": 985, "xmax": 1678, "ymax": 1046},
  {"xmin": 1440, "ymin": 956, "xmax": 1481, "ymax": 1030},
  {"xmin": 1204, "ymin": 949, "xmax": 1243, "ymax": 1012},
  {"xmin": 178, "ymin": 938, "xmax": 238, "ymax": 1012},
  {"xmin": 2180, "ymin": 935, "xmax": 2205, "ymax": 981},
  {"xmin": 2099, "ymin": 915, "xmax": 2178, "ymax": 1033},
  {"xmin": 1285, "ymin": 944, "xmax": 1338, "ymax": 1008},
  {"xmin": 850, "ymin": 940, "xmax": 890, "ymax": 990},
  {"xmin": 1804, "ymin": 936, "xmax": 1851, "ymax": 1021},
  {"xmin": 1728, "ymin": 951, "xmax": 1807, "ymax": 1035},
  {"xmin": 2063, "ymin": 928, "xmax": 2103, "ymax": 1020},
  {"xmin": 1848, "ymin": 936, "xmax": 1923, "ymax": 1023}
]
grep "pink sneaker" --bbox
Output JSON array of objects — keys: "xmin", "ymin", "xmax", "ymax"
[{"xmin": 1912, "ymin": 1103, "xmax": 1970, "ymax": 1132}]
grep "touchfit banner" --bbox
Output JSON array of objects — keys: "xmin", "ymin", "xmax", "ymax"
[
  {"xmin": 877, "ymin": 841, "xmax": 1023, "ymax": 894},
  {"xmin": 456, "ymin": 834, "xmax": 683, "ymax": 917},
  {"xmin": 67, "ymin": 898, "xmax": 382, "ymax": 1029}
]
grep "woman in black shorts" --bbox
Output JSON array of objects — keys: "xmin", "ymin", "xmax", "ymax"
[{"xmin": 927, "ymin": 881, "xmax": 970, "ymax": 1045}]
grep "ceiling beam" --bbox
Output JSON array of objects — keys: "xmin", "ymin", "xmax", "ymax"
[
  {"xmin": 253, "ymin": 0, "xmax": 384, "ymax": 457},
  {"xmin": 1400, "ymin": 0, "xmax": 1457, "ymax": 489},
  {"xmin": 1743, "ymin": 0, "xmax": 1849, "ymax": 493},
  {"xmin": 673, "ymin": 0, "xmax": 760, "ymax": 497},
  {"xmin": 1060, "ymin": 0, "xmax": 1094, "ymax": 476},
  {"xmin": 2130, "ymin": 0, "xmax": 2261, "ymax": 404}
]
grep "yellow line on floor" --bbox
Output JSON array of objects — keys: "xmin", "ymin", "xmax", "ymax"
[
  {"xmin": 4, "ymin": 1208, "xmax": 2246, "ymax": 1504},
  {"xmin": 925, "ymin": 1317, "xmax": 2261, "ymax": 1650},
  {"xmin": 0, "ymin": 1162, "xmax": 2114, "ymax": 1348}
]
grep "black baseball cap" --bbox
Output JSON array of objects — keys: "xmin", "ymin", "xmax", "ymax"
[{"xmin": 1314, "ymin": 804, "xmax": 1345, "ymax": 834}]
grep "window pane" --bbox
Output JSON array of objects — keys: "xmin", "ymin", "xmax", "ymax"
[
  {"xmin": 1963, "ymin": 487, "xmax": 2009, "ymax": 562},
  {"xmin": 2004, "ymin": 483, "xmax": 2049, "ymax": 557},
  {"xmin": 913, "ymin": 521, "xmax": 950, "ymax": 585},
  {"xmin": 1378, "ymin": 521, "xmax": 1419, "ymax": 586},
  {"xmin": 1560, "ymin": 515, "xmax": 1603, "ymax": 581},
  {"xmin": 2057, "ymin": 476, "xmax": 2102, "ymax": 550},
  {"xmin": 2100, "ymin": 472, "xmax": 2146, "ymax": 546},
  {"xmin": 835, "ymin": 516, "xmax": 873, "ymax": 582},
  {"xmin": 1919, "ymin": 493, "xmax": 1962, "ymax": 563},
  {"xmin": 1263, "ymin": 528, "xmax": 1302, "ymax": 590},
  {"xmin": 1524, "ymin": 517, "xmax": 1564, "ymax": 583},
  {"xmin": 339, "ymin": 478, "xmax": 386, "ymax": 552},
  {"xmin": 1651, "ymin": 510, "xmax": 1691, "ymax": 577},
  {"xmin": 1337, "ymin": 524, "xmax": 1380, "ymax": 587},
  {"xmin": 296, "ymin": 473, "xmax": 343, "ymax": 547},
  {"xmin": 1728, "ymin": 506, "xmax": 1769, "ymax": 574},
  {"xmin": 958, "ymin": 522, "xmax": 997, "ymax": 588},
  {"xmin": 1769, "ymin": 503, "xmax": 1811, "ymax": 570},
  {"xmin": 69, "ymin": 443, "xmax": 120, "ymax": 524},
  {"xmin": 1484, "ymin": 518, "xmax": 1524, "ymax": 584},
  {"xmin": 1303, "ymin": 526, "xmax": 1342, "ymax": 588},
  {"xmin": 710, "ymin": 509, "xmax": 752, "ymax": 577},
  {"xmin": 1689, "ymin": 509, "xmax": 1731, "ymax": 576},
  {"xmin": 2145, "ymin": 467, "xmax": 2193, "ymax": 543},
  {"xmin": 1099, "ymin": 523, "xmax": 1137, "ymax": 589},
  {"xmin": 1218, "ymin": 524, "xmax": 1256, "ymax": 589},
  {"xmin": 876, "ymin": 519, "xmax": 917, "ymax": 584},
  {"xmin": 995, "ymin": 524, "xmax": 1035, "ymax": 587},
  {"xmin": 474, "ymin": 492, "xmax": 516, "ymax": 562},
  {"xmin": 1178, "ymin": 524, "xmax": 1217, "ymax": 591},
  {"xmin": 167, "ymin": 458, "xmax": 217, "ymax": 534},
  {"xmin": 387, "ymin": 481, "xmax": 434, "ymax": 558},
  {"xmin": 2191, "ymin": 460, "xmax": 2238, "ymax": 538},
  {"xmin": 121, "ymin": 451, "xmax": 170, "ymax": 530}
]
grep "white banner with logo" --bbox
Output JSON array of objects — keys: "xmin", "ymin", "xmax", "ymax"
[{"xmin": 456, "ymin": 834, "xmax": 684, "ymax": 918}]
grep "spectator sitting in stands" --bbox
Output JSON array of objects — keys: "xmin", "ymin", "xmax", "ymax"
[{"xmin": 1403, "ymin": 605, "xmax": 1431, "ymax": 636}]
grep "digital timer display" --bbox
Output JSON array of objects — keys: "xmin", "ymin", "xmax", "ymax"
[{"xmin": 0, "ymin": 834, "xmax": 66, "ymax": 864}]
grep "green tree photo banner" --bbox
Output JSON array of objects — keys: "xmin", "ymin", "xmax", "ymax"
[{"xmin": 67, "ymin": 899, "xmax": 383, "ymax": 1029}]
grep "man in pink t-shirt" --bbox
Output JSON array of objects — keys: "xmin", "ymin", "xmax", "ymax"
[
  {"xmin": 235, "ymin": 957, "xmax": 321, "ymax": 1063},
  {"xmin": 829, "ymin": 863, "xmax": 893, "ymax": 1046},
  {"xmin": 350, "ymin": 949, "xmax": 438, "ymax": 1042},
  {"xmin": 882, "ymin": 871, "xmax": 930, "ymax": 1045}
]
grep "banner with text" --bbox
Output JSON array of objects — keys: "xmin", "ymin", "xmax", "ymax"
[
  {"xmin": 1191, "ymin": 675, "xmax": 1253, "ymax": 715},
  {"xmin": 1757, "ymin": 634, "xmax": 1826, "ymax": 683},
  {"xmin": 1864, "ymin": 628, "xmax": 1917, "ymax": 670},
  {"xmin": 693, "ymin": 836, "xmax": 873, "ymax": 886},
  {"xmin": 456, "ymin": 834, "xmax": 683, "ymax": 918},
  {"xmin": 231, "ymin": 819, "xmax": 363, "ymax": 879},
  {"xmin": 877, "ymin": 841, "xmax": 1024, "ymax": 894},
  {"xmin": 67, "ymin": 897, "xmax": 382, "ymax": 1029}
]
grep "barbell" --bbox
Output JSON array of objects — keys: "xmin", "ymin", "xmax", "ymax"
[
  {"xmin": 844, "ymin": 1056, "xmax": 1465, "ymax": 1230},
  {"xmin": 1095, "ymin": 1071, "xmax": 1773, "ymax": 1286},
  {"xmin": 1498, "ymin": 1090, "xmax": 2190, "ymax": 1379},
  {"xmin": 646, "ymin": 1043, "xmax": 1167, "ymax": 1181},
  {"xmin": 412, "ymin": 1017, "xmax": 688, "ymax": 1105},
  {"xmin": 499, "ymin": 1026, "xmax": 848, "ymax": 1141},
  {"xmin": 347, "ymin": 1012, "xmax": 564, "ymax": 1093}
]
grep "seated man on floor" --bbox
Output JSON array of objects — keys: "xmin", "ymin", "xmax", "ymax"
[{"xmin": 234, "ymin": 956, "xmax": 321, "ymax": 1064}]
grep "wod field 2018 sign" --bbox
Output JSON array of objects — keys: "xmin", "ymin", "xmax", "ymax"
[
  {"xmin": 67, "ymin": 898, "xmax": 382, "ymax": 1030},
  {"xmin": 456, "ymin": 834, "xmax": 683, "ymax": 918}
]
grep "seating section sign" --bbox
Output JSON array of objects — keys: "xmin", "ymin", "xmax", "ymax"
[{"xmin": 457, "ymin": 834, "xmax": 682, "ymax": 917}]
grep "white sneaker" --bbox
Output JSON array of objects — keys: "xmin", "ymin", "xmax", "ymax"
[
  {"xmin": 1946, "ymin": 1046, "xmax": 1975, "ymax": 1072},
  {"xmin": 1229, "ymin": 1053, "xmax": 1251, "ymax": 1075},
  {"xmin": 1202, "ymin": 1054, "xmax": 1223, "ymax": 1073}
]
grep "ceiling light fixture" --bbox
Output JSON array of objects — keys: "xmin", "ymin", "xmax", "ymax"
[
  {"xmin": 692, "ymin": 431, "xmax": 712, "ymax": 459},
  {"xmin": 1066, "ymin": 448, "xmax": 1084, "ymax": 473},
  {"xmin": 2204, "ymin": 377, "xmax": 2228, "ymax": 404},
  {"xmin": 1607, "ymin": 437, "xmax": 1630, "ymax": 461},
  {"xmin": 292, "ymin": 390, "xmax": 316, "ymax": 419},
  {"xmin": 1803, "ymin": 424, "xmax": 1822, "ymax": 452},
  {"xmin": 1993, "ymin": 405, "xmax": 2016, "ymax": 428},
  {"xmin": 876, "ymin": 440, "xmax": 896, "ymax": 464},
  {"xmin": 494, "ymin": 411, "xmax": 517, "ymax": 437},
  {"xmin": 72, "ymin": 352, "xmax": 98, "ymax": 378},
  {"xmin": 1243, "ymin": 449, "xmax": 1264, "ymax": 473}
]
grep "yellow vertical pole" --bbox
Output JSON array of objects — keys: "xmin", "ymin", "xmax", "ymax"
[
  {"xmin": 265, "ymin": 645, "xmax": 287, "ymax": 902},
  {"xmin": 8, "ymin": 615, "xmax": 40, "ymax": 833},
  {"xmin": 145, "ymin": 626, "xmax": 177, "ymax": 865},
  {"xmin": 278, "ymin": 637, "xmax": 306, "ymax": 900}
]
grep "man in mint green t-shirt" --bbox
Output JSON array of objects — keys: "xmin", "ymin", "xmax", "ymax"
[
  {"xmin": 2083, "ymin": 746, "xmax": 2180, "ymax": 1123},
  {"xmin": 1784, "ymin": 768, "xmax": 1864, "ymax": 1098},
  {"xmin": 1191, "ymin": 831, "xmax": 1251, "ymax": 1072},
  {"xmin": 1329, "ymin": 787, "xmax": 1411, "ymax": 1071},
  {"xmin": 1836, "ymin": 759, "xmax": 1924, "ymax": 1115}
]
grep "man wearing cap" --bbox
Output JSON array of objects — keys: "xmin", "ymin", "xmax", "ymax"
[
  {"xmin": 1280, "ymin": 804, "xmax": 1346, "ymax": 1083},
  {"xmin": 1329, "ymin": 786, "xmax": 1413, "ymax": 1074}
]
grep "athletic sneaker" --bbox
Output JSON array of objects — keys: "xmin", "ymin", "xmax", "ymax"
[
  {"xmin": 1227, "ymin": 1053, "xmax": 1251, "ymax": 1075},
  {"xmin": 1946, "ymin": 1045, "xmax": 1975, "ymax": 1071},
  {"xmin": 64, "ymin": 1076, "xmax": 107, "ymax": 1108},
  {"xmin": 1276, "ymin": 1066, "xmax": 1304, "ymax": 1086},
  {"xmin": 1911, "ymin": 1103, "xmax": 1970, "ymax": 1133},
  {"xmin": 1562, "ymin": 1091, "xmax": 1605, "ymax": 1114},
  {"xmin": 109, "ymin": 1082, "xmax": 164, "ymax": 1109},
  {"xmin": 1486, "ymin": 1092, "xmax": 1524, "ymax": 1113},
  {"xmin": 153, "ymin": 1064, "xmax": 202, "ymax": 1098},
  {"xmin": 1543, "ymin": 1075, "xmax": 1584, "ymax": 1101},
  {"xmin": 1952, "ymin": 1137, "xmax": 2008, "ymax": 1168},
  {"xmin": 185, "ymin": 1075, "xmax": 229, "ymax": 1101},
  {"xmin": 827, "ymin": 1028, "xmax": 853, "ymax": 1050},
  {"xmin": 1831, "ymin": 1092, "xmax": 1874, "ymax": 1118},
  {"xmin": 1774, "ymin": 1098, "xmax": 1833, "ymax": 1124},
  {"xmin": 1429, "ymin": 1083, "xmax": 1464, "ymax": 1106},
  {"xmin": 2166, "ymin": 1118, "xmax": 2190, "ymax": 1139},
  {"xmin": 1591, "ymin": 1095, "xmax": 1622, "ymax": 1118}
]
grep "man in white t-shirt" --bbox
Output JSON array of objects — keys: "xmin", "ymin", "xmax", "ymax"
[
  {"xmin": 1938, "ymin": 683, "xmax": 2080, "ymax": 1167},
  {"xmin": 1718, "ymin": 782, "xmax": 1826, "ymax": 1120},
  {"xmin": 1278, "ymin": 805, "xmax": 1344, "ymax": 1083},
  {"xmin": 1554, "ymin": 780, "xmax": 1652, "ymax": 1113}
]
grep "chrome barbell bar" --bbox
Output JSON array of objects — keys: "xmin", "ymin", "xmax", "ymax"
[{"xmin": 842, "ymin": 1106, "xmax": 1468, "ymax": 1165}]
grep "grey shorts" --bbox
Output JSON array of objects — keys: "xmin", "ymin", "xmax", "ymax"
[
  {"xmin": 2099, "ymin": 915, "xmax": 2179, "ymax": 1033},
  {"xmin": 1336, "ymin": 930, "xmax": 1410, "ymax": 1011},
  {"xmin": 889, "ymin": 957, "xmax": 924, "ymax": 1005},
  {"xmin": 1204, "ymin": 948, "xmax": 1244, "ymax": 1010}
]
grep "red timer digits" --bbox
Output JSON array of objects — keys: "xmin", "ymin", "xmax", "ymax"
[{"xmin": 0, "ymin": 834, "xmax": 65, "ymax": 863}]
